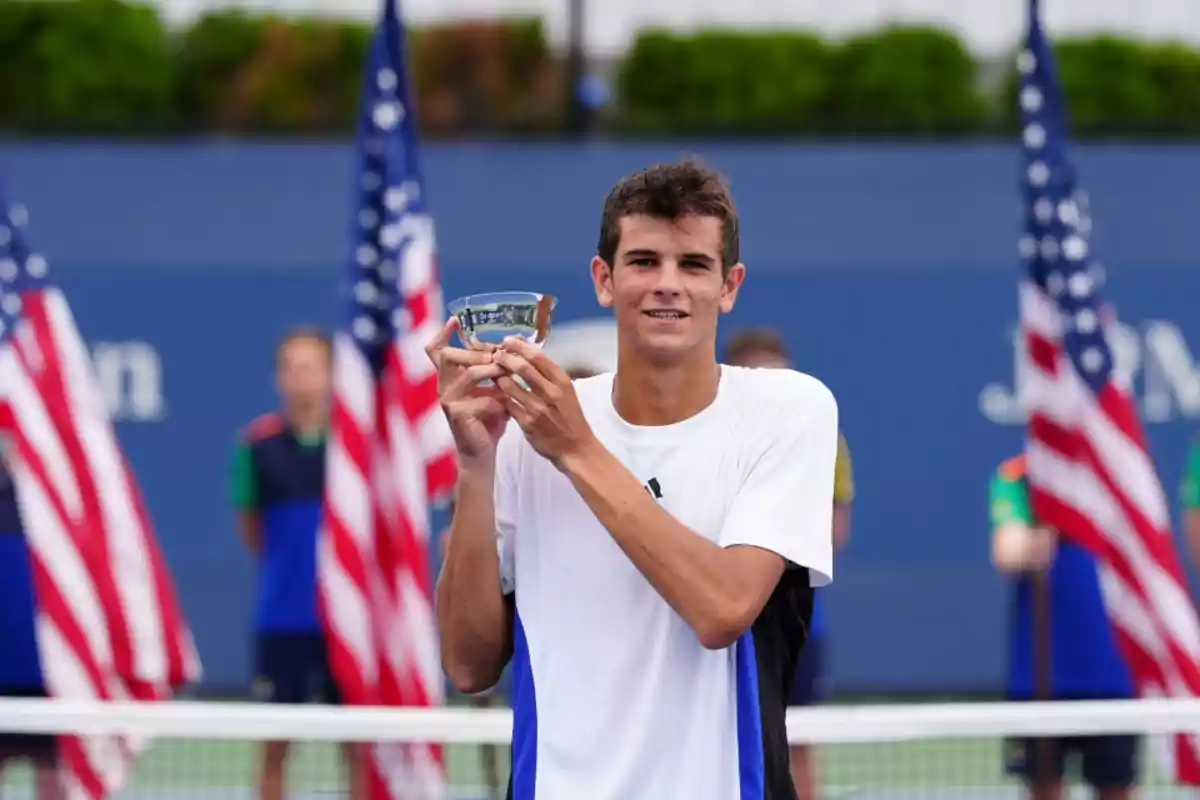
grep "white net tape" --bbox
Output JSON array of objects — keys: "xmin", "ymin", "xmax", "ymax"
[{"xmin": 1, "ymin": 698, "xmax": 1199, "ymax": 798}]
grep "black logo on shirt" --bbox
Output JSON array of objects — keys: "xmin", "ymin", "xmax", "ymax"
[{"xmin": 644, "ymin": 477, "xmax": 663, "ymax": 500}]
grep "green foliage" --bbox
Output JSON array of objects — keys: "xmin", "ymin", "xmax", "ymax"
[
  {"xmin": 0, "ymin": 0, "xmax": 176, "ymax": 134},
  {"xmin": 615, "ymin": 30, "xmax": 831, "ymax": 135},
  {"xmin": 823, "ymin": 26, "xmax": 986, "ymax": 136},
  {"xmin": 619, "ymin": 26, "xmax": 1200, "ymax": 138},
  {"xmin": 4, "ymin": 0, "xmax": 1200, "ymax": 138},
  {"xmin": 176, "ymin": 11, "xmax": 369, "ymax": 134},
  {"xmin": 0, "ymin": 0, "xmax": 554, "ymax": 136}
]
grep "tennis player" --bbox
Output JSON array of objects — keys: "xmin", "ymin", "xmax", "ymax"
[
  {"xmin": 724, "ymin": 328, "xmax": 854, "ymax": 800},
  {"xmin": 433, "ymin": 160, "xmax": 838, "ymax": 798},
  {"xmin": 990, "ymin": 455, "xmax": 1138, "ymax": 800},
  {"xmin": 0, "ymin": 451, "xmax": 62, "ymax": 800},
  {"xmin": 231, "ymin": 327, "xmax": 365, "ymax": 800}
]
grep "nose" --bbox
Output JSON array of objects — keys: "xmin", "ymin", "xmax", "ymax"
[{"xmin": 651, "ymin": 260, "xmax": 685, "ymax": 297}]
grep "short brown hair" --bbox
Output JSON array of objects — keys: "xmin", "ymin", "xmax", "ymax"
[
  {"xmin": 724, "ymin": 328, "xmax": 789, "ymax": 365},
  {"xmin": 597, "ymin": 159, "xmax": 739, "ymax": 273},
  {"xmin": 277, "ymin": 325, "xmax": 332, "ymax": 365}
]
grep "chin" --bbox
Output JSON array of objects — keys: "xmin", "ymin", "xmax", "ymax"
[{"xmin": 631, "ymin": 335, "xmax": 702, "ymax": 366}]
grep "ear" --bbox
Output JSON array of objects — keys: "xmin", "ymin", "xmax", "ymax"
[
  {"xmin": 719, "ymin": 262, "xmax": 746, "ymax": 314},
  {"xmin": 591, "ymin": 256, "xmax": 614, "ymax": 309}
]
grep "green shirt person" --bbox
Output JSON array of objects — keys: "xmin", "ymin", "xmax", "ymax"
[
  {"xmin": 989, "ymin": 456, "xmax": 1138, "ymax": 796},
  {"xmin": 1181, "ymin": 441, "xmax": 1200, "ymax": 569}
]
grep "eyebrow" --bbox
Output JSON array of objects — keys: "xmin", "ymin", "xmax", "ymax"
[{"xmin": 623, "ymin": 249, "xmax": 718, "ymax": 264}]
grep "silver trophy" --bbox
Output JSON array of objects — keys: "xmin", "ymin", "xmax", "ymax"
[{"xmin": 447, "ymin": 291, "xmax": 557, "ymax": 350}]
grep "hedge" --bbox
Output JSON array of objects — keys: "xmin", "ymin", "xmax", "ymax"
[
  {"xmin": 2, "ymin": 0, "xmax": 1200, "ymax": 137},
  {"xmin": 0, "ymin": 1, "xmax": 561, "ymax": 136}
]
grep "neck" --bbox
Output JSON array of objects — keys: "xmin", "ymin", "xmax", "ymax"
[
  {"xmin": 286, "ymin": 404, "xmax": 328, "ymax": 438},
  {"xmin": 612, "ymin": 341, "xmax": 721, "ymax": 427}
]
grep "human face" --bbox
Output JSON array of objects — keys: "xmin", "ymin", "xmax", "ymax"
[
  {"xmin": 730, "ymin": 349, "xmax": 788, "ymax": 369},
  {"xmin": 590, "ymin": 214, "xmax": 745, "ymax": 365},
  {"xmin": 276, "ymin": 337, "xmax": 331, "ymax": 410}
]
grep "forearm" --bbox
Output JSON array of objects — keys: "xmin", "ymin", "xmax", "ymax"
[
  {"xmin": 237, "ymin": 514, "xmax": 260, "ymax": 555},
  {"xmin": 832, "ymin": 504, "xmax": 851, "ymax": 551},
  {"xmin": 435, "ymin": 466, "xmax": 511, "ymax": 692},
  {"xmin": 560, "ymin": 441, "xmax": 773, "ymax": 649},
  {"xmin": 1186, "ymin": 511, "xmax": 1200, "ymax": 573}
]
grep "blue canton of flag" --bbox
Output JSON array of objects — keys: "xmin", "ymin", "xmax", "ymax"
[
  {"xmin": 346, "ymin": 0, "xmax": 437, "ymax": 375},
  {"xmin": 0, "ymin": 200, "xmax": 49, "ymax": 341},
  {"xmin": 1017, "ymin": 0, "xmax": 1111, "ymax": 394}
]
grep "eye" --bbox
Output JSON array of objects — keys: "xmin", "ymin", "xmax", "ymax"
[{"xmin": 629, "ymin": 258, "xmax": 656, "ymax": 267}]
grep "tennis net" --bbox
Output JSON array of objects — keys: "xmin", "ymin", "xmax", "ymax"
[{"xmin": 1, "ymin": 697, "xmax": 1198, "ymax": 798}]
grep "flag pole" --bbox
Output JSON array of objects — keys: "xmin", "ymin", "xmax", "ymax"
[
  {"xmin": 1024, "ymin": 0, "xmax": 1054, "ymax": 793},
  {"xmin": 1032, "ymin": 558, "xmax": 1055, "ymax": 793}
]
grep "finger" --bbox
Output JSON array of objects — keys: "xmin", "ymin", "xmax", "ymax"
[
  {"xmin": 449, "ymin": 394, "xmax": 509, "ymax": 422},
  {"xmin": 425, "ymin": 317, "xmax": 458, "ymax": 361},
  {"xmin": 444, "ymin": 362, "xmax": 507, "ymax": 402},
  {"xmin": 502, "ymin": 336, "xmax": 568, "ymax": 383},
  {"xmin": 496, "ymin": 374, "xmax": 541, "ymax": 413},
  {"xmin": 440, "ymin": 347, "xmax": 495, "ymax": 368},
  {"xmin": 493, "ymin": 351, "xmax": 557, "ymax": 400},
  {"xmin": 505, "ymin": 395, "xmax": 534, "ymax": 428},
  {"xmin": 467, "ymin": 338, "xmax": 498, "ymax": 354}
]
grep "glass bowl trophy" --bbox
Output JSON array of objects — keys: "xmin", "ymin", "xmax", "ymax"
[{"xmin": 447, "ymin": 291, "xmax": 557, "ymax": 350}]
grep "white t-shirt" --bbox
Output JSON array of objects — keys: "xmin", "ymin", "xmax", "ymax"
[{"xmin": 495, "ymin": 365, "xmax": 838, "ymax": 800}]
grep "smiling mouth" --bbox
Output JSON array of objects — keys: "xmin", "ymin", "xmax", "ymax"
[{"xmin": 643, "ymin": 310, "xmax": 688, "ymax": 319}]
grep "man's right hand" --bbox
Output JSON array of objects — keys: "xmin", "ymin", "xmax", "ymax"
[
  {"xmin": 426, "ymin": 317, "xmax": 510, "ymax": 465},
  {"xmin": 1026, "ymin": 525, "xmax": 1058, "ymax": 572}
]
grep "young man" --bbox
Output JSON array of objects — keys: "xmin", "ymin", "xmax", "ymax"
[
  {"xmin": 990, "ymin": 455, "xmax": 1138, "ymax": 800},
  {"xmin": 432, "ymin": 161, "xmax": 839, "ymax": 798},
  {"xmin": 231, "ymin": 328, "xmax": 365, "ymax": 800},
  {"xmin": 724, "ymin": 329, "xmax": 854, "ymax": 800},
  {"xmin": 0, "ymin": 452, "xmax": 62, "ymax": 800}
]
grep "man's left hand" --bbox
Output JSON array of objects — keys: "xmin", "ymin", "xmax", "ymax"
[{"xmin": 492, "ymin": 337, "xmax": 596, "ymax": 466}]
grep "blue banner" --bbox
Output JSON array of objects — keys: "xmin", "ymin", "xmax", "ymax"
[{"xmin": 55, "ymin": 262, "xmax": 1200, "ymax": 694}]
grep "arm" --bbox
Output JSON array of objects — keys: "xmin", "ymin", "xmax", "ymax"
[
  {"xmin": 832, "ymin": 433, "xmax": 854, "ymax": 550},
  {"xmin": 832, "ymin": 505, "xmax": 851, "ymax": 551},
  {"xmin": 230, "ymin": 441, "xmax": 260, "ymax": 555},
  {"xmin": 435, "ymin": 442, "xmax": 517, "ymax": 694},
  {"xmin": 559, "ymin": 383, "xmax": 838, "ymax": 651},
  {"xmin": 989, "ymin": 472, "xmax": 1053, "ymax": 575},
  {"xmin": 1181, "ymin": 442, "xmax": 1200, "ymax": 571}
]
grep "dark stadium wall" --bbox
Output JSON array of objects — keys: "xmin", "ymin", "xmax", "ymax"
[{"xmin": 1, "ymin": 142, "xmax": 1199, "ymax": 696}]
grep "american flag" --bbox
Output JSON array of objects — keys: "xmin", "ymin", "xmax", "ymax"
[
  {"xmin": 317, "ymin": 0, "xmax": 456, "ymax": 797},
  {"xmin": 0, "ymin": 192, "xmax": 200, "ymax": 798},
  {"xmin": 1017, "ymin": 0, "xmax": 1200, "ymax": 782}
]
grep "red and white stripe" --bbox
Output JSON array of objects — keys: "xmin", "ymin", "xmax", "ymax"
[
  {"xmin": 1020, "ymin": 280, "xmax": 1200, "ymax": 783},
  {"xmin": 0, "ymin": 288, "xmax": 200, "ymax": 799},
  {"xmin": 320, "ymin": 224, "xmax": 456, "ymax": 799}
]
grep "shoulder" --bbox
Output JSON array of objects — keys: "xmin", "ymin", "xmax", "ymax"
[
  {"xmin": 570, "ymin": 372, "xmax": 614, "ymax": 405},
  {"xmin": 998, "ymin": 455, "xmax": 1027, "ymax": 482},
  {"xmin": 722, "ymin": 366, "xmax": 837, "ymax": 432},
  {"xmin": 239, "ymin": 412, "xmax": 285, "ymax": 446}
]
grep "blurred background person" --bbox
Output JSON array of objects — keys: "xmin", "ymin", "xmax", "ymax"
[
  {"xmin": 989, "ymin": 455, "xmax": 1138, "ymax": 800},
  {"xmin": 1181, "ymin": 438, "xmax": 1200, "ymax": 568},
  {"xmin": 230, "ymin": 327, "xmax": 366, "ymax": 800},
  {"xmin": 0, "ymin": 451, "xmax": 62, "ymax": 800},
  {"xmin": 723, "ymin": 328, "xmax": 854, "ymax": 799}
]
